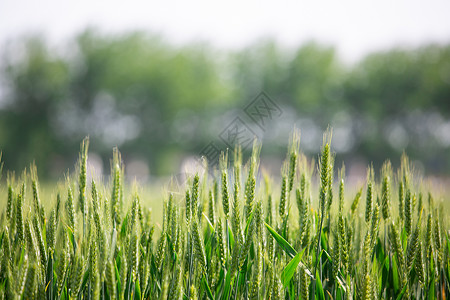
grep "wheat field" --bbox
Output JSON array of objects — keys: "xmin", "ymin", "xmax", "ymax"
[{"xmin": 0, "ymin": 132, "xmax": 449, "ymax": 299}]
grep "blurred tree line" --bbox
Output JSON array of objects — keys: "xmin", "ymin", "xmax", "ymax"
[{"xmin": 0, "ymin": 29, "xmax": 449, "ymax": 178}]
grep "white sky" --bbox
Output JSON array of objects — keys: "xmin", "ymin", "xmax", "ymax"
[{"xmin": 1, "ymin": 0, "xmax": 450, "ymax": 62}]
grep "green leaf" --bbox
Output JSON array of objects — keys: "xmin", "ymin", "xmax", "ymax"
[
  {"xmin": 115, "ymin": 259, "xmax": 121, "ymax": 296},
  {"xmin": 223, "ymin": 271, "xmax": 232, "ymax": 300},
  {"xmin": 264, "ymin": 222, "xmax": 296, "ymax": 258},
  {"xmin": 135, "ymin": 280, "xmax": 141, "ymax": 300},
  {"xmin": 428, "ymin": 273, "xmax": 436, "ymax": 300},
  {"xmin": 282, "ymin": 208, "xmax": 290, "ymax": 238},
  {"xmin": 81, "ymin": 268, "xmax": 90, "ymax": 297},
  {"xmin": 336, "ymin": 286, "xmax": 343, "ymax": 300},
  {"xmin": 335, "ymin": 273, "xmax": 347, "ymax": 293},
  {"xmin": 227, "ymin": 223, "xmax": 234, "ymax": 250},
  {"xmin": 45, "ymin": 253, "xmax": 53, "ymax": 299},
  {"xmin": 165, "ymin": 232, "xmax": 176, "ymax": 261},
  {"xmin": 281, "ymin": 248, "xmax": 306, "ymax": 287},
  {"xmin": 321, "ymin": 249, "xmax": 332, "ymax": 262},
  {"xmin": 320, "ymin": 230, "xmax": 328, "ymax": 251},
  {"xmin": 315, "ymin": 270, "xmax": 325, "ymax": 300},
  {"xmin": 120, "ymin": 213, "xmax": 129, "ymax": 239},
  {"xmin": 202, "ymin": 275, "xmax": 214, "ymax": 300},
  {"xmin": 214, "ymin": 268, "xmax": 225, "ymax": 299},
  {"xmin": 375, "ymin": 238, "xmax": 385, "ymax": 265},
  {"xmin": 110, "ymin": 227, "xmax": 117, "ymax": 260},
  {"xmin": 395, "ymin": 284, "xmax": 408, "ymax": 300},
  {"xmin": 391, "ymin": 255, "xmax": 399, "ymax": 293},
  {"xmin": 244, "ymin": 212, "xmax": 254, "ymax": 236},
  {"xmin": 381, "ymin": 255, "xmax": 389, "ymax": 295},
  {"xmin": 289, "ymin": 282, "xmax": 295, "ymax": 299},
  {"xmin": 401, "ymin": 228, "xmax": 407, "ymax": 250},
  {"xmin": 202, "ymin": 213, "xmax": 215, "ymax": 233},
  {"xmin": 66, "ymin": 225, "xmax": 77, "ymax": 254}
]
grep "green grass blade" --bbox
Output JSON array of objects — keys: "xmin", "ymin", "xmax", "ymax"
[
  {"xmin": 428, "ymin": 273, "xmax": 436, "ymax": 300},
  {"xmin": 281, "ymin": 247, "xmax": 306, "ymax": 288},
  {"xmin": 214, "ymin": 268, "xmax": 225, "ymax": 299},
  {"xmin": 391, "ymin": 255, "xmax": 399, "ymax": 293},
  {"xmin": 395, "ymin": 284, "xmax": 408, "ymax": 300},
  {"xmin": 264, "ymin": 222, "xmax": 296, "ymax": 258},
  {"xmin": 315, "ymin": 270, "xmax": 325, "ymax": 300},
  {"xmin": 135, "ymin": 280, "xmax": 141, "ymax": 300},
  {"xmin": 46, "ymin": 253, "xmax": 53, "ymax": 300},
  {"xmin": 202, "ymin": 275, "xmax": 214, "ymax": 300},
  {"xmin": 223, "ymin": 272, "xmax": 232, "ymax": 300}
]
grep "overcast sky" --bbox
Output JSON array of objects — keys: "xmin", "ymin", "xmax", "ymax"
[{"xmin": 1, "ymin": 0, "xmax": 450, "ymax": 62}]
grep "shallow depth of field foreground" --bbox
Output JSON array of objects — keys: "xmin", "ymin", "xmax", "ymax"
[{"xmin": 0, "ymin": 132, "xmax": 449, "ymax": 300}]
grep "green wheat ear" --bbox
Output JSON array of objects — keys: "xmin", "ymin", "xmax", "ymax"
[
  {"xmin": 381, "ymin": 160, "xmax": 392, "ymax": 220},
  {"xmin": 221, "ymin": 167, "xmax": 230, "ymax": 220},
  {"xmin": 287, "ymin": 129, "xmax": 300, "ymax": 193},
  {"xmin": 217, "ymin": 220, "xmax": 226, "ymax": 267},
  {"xmin": 185, "ymin": 189, "xmax": 191, "ymax": 223},
  {"xmin": 339, "ymin": 215, "xmax": 349, "ymax": 276},
  {"xmin": 77, "ymin": 138, "xmax": 89, "ymax": 237},
  {"xmin": 25, "ymin": 219, "xmax": 37, "ymax": 262},
  {"xmin": 249, "ymin": 241, "xmax": 262, "ymax": 299},
  {"xmin": 208, "ymin": 189, "xmax": 215, "ymax": 226},
  {"xmin": 327, "ymin": 153, "xmax": 335, "ymax": 213},
  {"xmin": 16, "ymin": 183, "xmax": 25, "ymax": 245},
  {"xmin": 191, "ymin": 173, "xmax": 200, "ymax": 220},
  {"xmin": 111, "ymin": 147, "xmax": 123, "ymax": 227},
  {"xmin": 434, "ymin": 214, "xmax": 443, "ymax": 269},
  {"xmin": 365, "ymin": 165, "xmax": 374, "ymax": 224},
  {"xmin": 415, "ymin": 242, "xmax": 425, "ymax": 287},
  {"xmin": 319, "ymin": 130, "xmax": 332, "ymax": 217},
  {"xmin": 30, "ymin": 163, "xmax": 45, "ymax": 227},
  {"xmin": 404, "ymin": 189, "xmax": 413, "ymax": 236},
  {"xmin": 338, "ymin": 164, "xmax": 345, "ymax": 214},
  {"xmin": 332, "ymin": 225, "xmax": 341, "ymax": 280},
  {"xmin": 398, "ymin": 152, "xmax": 411, "ymax": 223},
  {"xmin": 56, "ymin": 229, "xmax": 69, "ymax": 296},
  {"xmin": 47, "ymin": 208, "xmax": 57, "ymax": 254},
  {"xmin": 6, "ymin": 173, "xmax": 15, "ymax": 226},
  {"xmin": 278, "ymin": 170, "xmax": 287, "ymax": 219},
  {"xmin": 189, "ymin": 284, "xmax": 198, "ymax": 300},
  {"xmin": 398, "ymin": 178, "xmax": 405, "ymax": 222},
  {"xmin": 89, "ymin": 239, "xmax": 100, "ymax": 299},
  {"xmin": 389, "ymin": 221, "xmax": 405, "ymax": 271},
  {"xmin": 69, "ymin": 251, "xmax": 85, "ymax": 298},
  {"xmin": 66, "ymin": 184, "xmax": 76, "ymax": 236},
  {"xmin": 1, "ymin": 226, "xmax": 11, "ymax": 271},
  {"xmin": 155, "ymin": 232, "xmax": 166, "ymax": 270},
  {"xmin": 192, "ymin": 219, "xmax": 206, "ymax": 271},
  {"xmin": 312, "ymin": 130, "xmax": 333, "ymax": 284},
  {"xmin": 417, "ymin": 191, "xmax": 423, "ymax": 217},
  {"xmin": 23, "ymin": 263, "xmax": 36, "ymax": 299},
  {"xmin": 370, "ymin": 203, "xmax": 380, "ymax": 247},
  {"xmin": 244, "ymin": 139, "xmax": 260, "ymax": 221},
  {"xmin": 350, "ymin": 187, "xmax": 362, "ymax": 215},
  {"xmin": 33, "ymin": 214, "xmax": 47, "ymax": 272},
  {"xmin": 128, "ymin": 231, "xmax": 139, "ymax": 282},
  {"xmin": 406, "ymin": 217, "xmax": 420, "ymax": 273}
]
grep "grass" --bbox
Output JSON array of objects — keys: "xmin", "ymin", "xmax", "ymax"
[{"xmin": 0, "ymin": 131, "xmax": 449, "ymax": 299}]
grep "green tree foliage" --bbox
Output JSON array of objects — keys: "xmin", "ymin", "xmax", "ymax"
[
  {"xmin": 0, "ymin": 30, "xmax": 449, "ymax": 176},
  {"xmin": 0, "ymin": 37, "xmax": 69, "ymax": 174}
]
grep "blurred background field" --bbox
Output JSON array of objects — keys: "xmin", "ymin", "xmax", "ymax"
[{"xmin": 0, "ymin": 0, "xmax": 450, "ymax": 187}]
